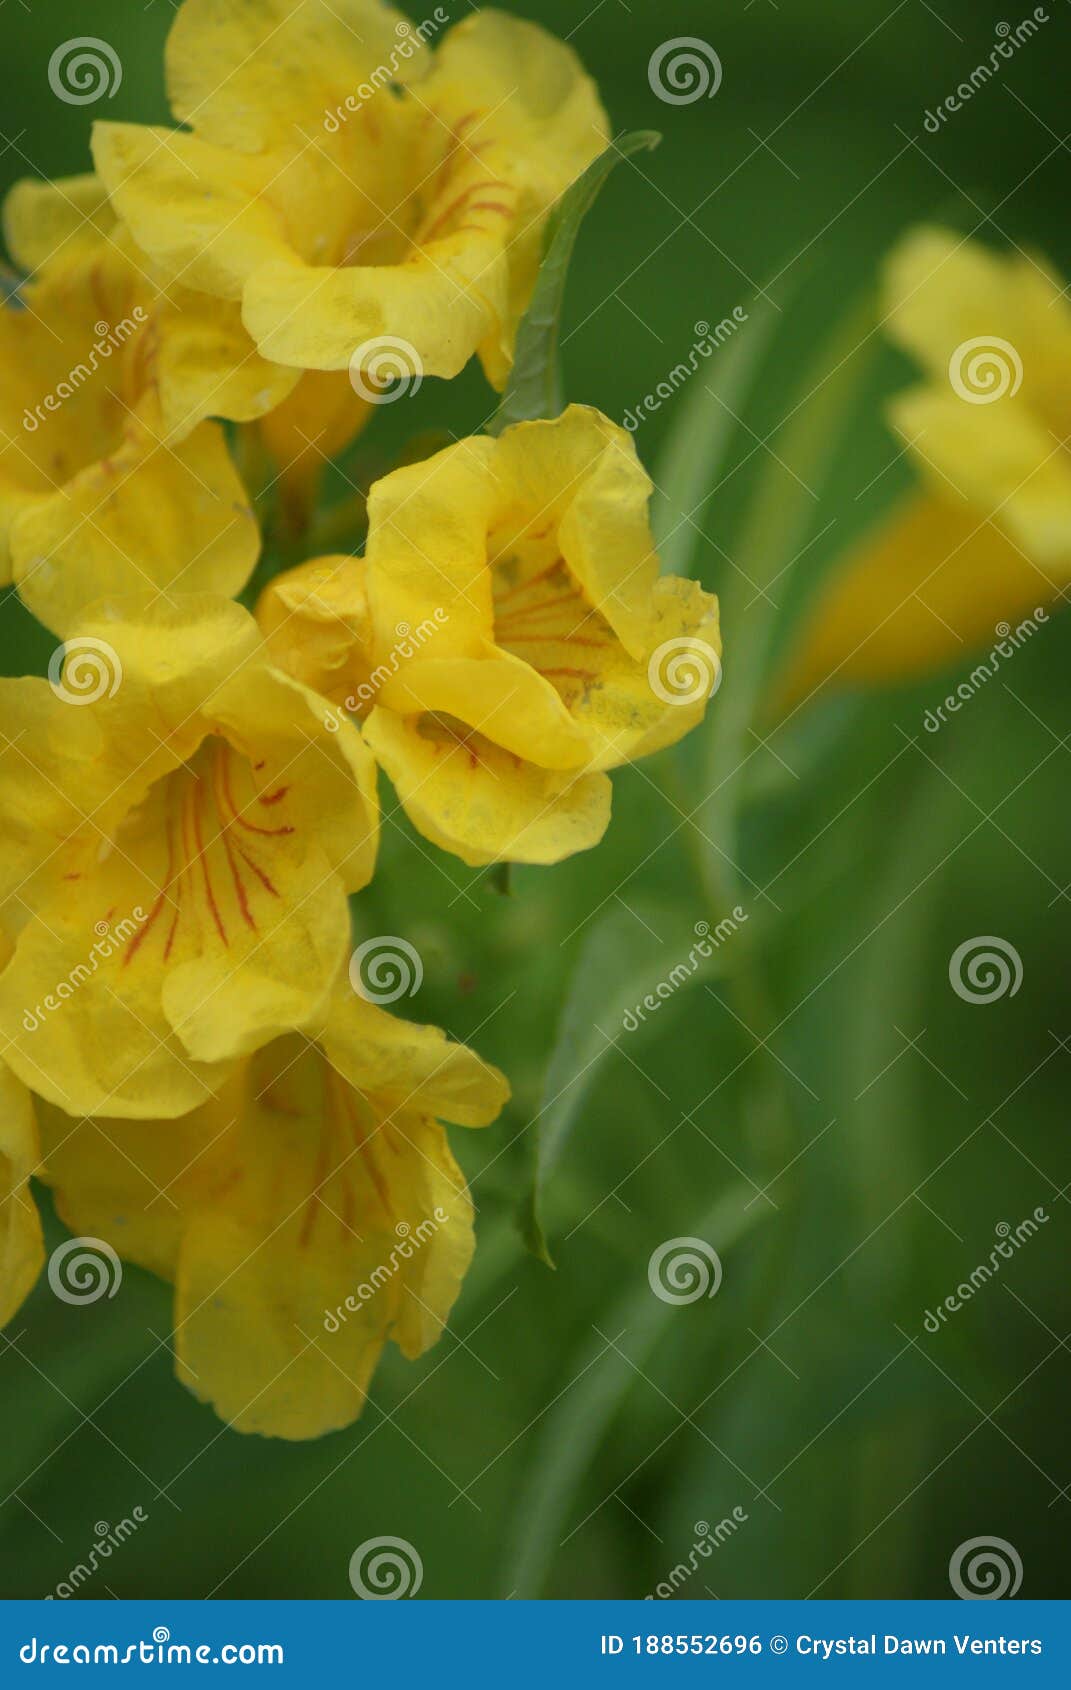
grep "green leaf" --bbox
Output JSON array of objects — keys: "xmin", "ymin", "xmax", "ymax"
[
  {"xmin": 698, "ymin": 295, "xmax": 878, "ymax": 908},
  {"xmin": 650, "ymin": 301, "xmax": 779, "ymax": 578},
  {"xmin": 492, "ymin": 130, "xmax": 661, "ymax": 435},
  {"xmin": 522, "ymin": 900, "xmax": 732, "ymax": 1264}
]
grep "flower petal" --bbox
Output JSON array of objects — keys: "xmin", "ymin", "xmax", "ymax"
[
  {"xmin": 775, "ymin": 492, "xmax": 1054, "ymax": 703},
  {"xmin": 890, "ymin": 386, "xmax": 1071, "ymax": 575},
  {"xmin": 364, "ymin": 706, "xmax": 611, "ymax": 866},
  {"xmin": 92, "ymin": 123, "xmax": 290, "ymax": 300},
  {"xmin": 320, "ymin": 979, "xmax": 509, "ymax": 1127},
  {"xmin": 12, "ymin": 420, "xmax": 259, "ymax": 638},
  {"xmin": 166, "ymin": 0, "xmax": 422, "ymax": 151},
  {"xmin": 884, "ymin": 225, "xmax": 1071, "ymax": 431},
  {"xmin": 154, "ymin": 288, "xmax": 300, "ymax": 439},
  {"xmin": 3, "ymin": 173, "xmax": 117, "ymax": 274}
]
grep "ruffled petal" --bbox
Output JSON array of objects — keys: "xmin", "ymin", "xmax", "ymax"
[
  {"xmin": 92, "ymin": 123, "xmax": 291, "ymax": 300},
  {"xmin": 3, "ymin": 173, "xmax": 117, "ymax": 275},
  {"xmin": 12, "ymin": 420, "xmax": 259, "ymax": 638},
  {"xmin": 166, "ymin": 0, "xmax": 422, "ymax": 151},
  {"xmin": 154, "ymin": 288, "xmax": 300, "ymax": 438},
  {"xmin": 319, "ymin": 979, "xmax": 509, "ymax": 1126},
  {"xmin": 257, "ymin": 553, "xmax": 373, "ymax": 701},
  {"xmin": 364, "ymin": 706, "xmax": 611, "ymax": 866}
]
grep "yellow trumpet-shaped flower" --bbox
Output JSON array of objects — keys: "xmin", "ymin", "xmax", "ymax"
[
  {"xmin": 92, "ymin": 0, "xmax": 609, "ymax": 388},
  {"xmin": 37, "ymin": 976, "xmax": 509, "ymax": 1439},
  {"xmin": 1, "ymin": 175, "xmax": 301, "ymax": 635},
  {"xmin": 259, "ymin": 406, "xmax": 721, "ymax": 866},
  {"xmin": 778, "ymin": 226, "xmax": 1071, "ymax": 705},
  {"xmin": 0, "ymin": 596, "xmax": 378, "ymax": 1120},
  {"xmin": 0, "ymin": 934, "xmax": 44, "ymax": 1331}
]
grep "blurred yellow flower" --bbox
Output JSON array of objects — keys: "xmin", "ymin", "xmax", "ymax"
[
  {"xmin": 259, "ymin": 406, "xmax": 721, "ymax": 865},
  {"xmin": 92, "ymin": 0, "xmax": 609, "ymax": 388},
  {"xmin": 0, "ymin": 596, "xmax": 378, "ymax": 1120},
  {"xmin": 1, "ymin": 175, "xmax": 298, "ymax": 635},
  {"xmin": 37, "ymin": 977, "xmax": 509, "ymax": 1439},
  {"xmin": 778, "ymin": 225, "xmax": 1071, "ymax": 704}
]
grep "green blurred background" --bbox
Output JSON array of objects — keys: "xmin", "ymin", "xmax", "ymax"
[{"xmin": 1, "ymin": 0, "xmax": 1068, "ymax": 1599}]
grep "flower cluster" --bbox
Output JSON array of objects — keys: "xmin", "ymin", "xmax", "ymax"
[{"xmin": 0, "ymin": 0, "xmax": 721, "ymax": 1438}]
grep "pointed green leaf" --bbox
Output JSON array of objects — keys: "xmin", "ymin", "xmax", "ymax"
[{"xmin": 492, "ymin": 130, "xmax": 661, "ymax": 435}]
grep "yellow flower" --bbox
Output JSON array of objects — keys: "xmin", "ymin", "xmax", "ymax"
[
  {"xmin": 0, "ymin": 174, "xmax": 298, "ymax": 635},
  {"xmin": 37, "ymin": 977, "xmax": 509, "ymax": 1439},
  {"xmin": 259, "ymin": 406, "xmax": 721, "ymax": 865},
  {"xmin": 0, "ymin": 932, "xmax": 44, "ymax": 1331},
  {"xmin": 778, "ymin": 226, "xmax": 1071, "ymax": 704},
  {"xmin": 0, "ymin": 596, "xmax": 378, "ymax": 1120},
  {"xmin": 92, "ymin": 0, "xmax": 609, "ymax": 388}
]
